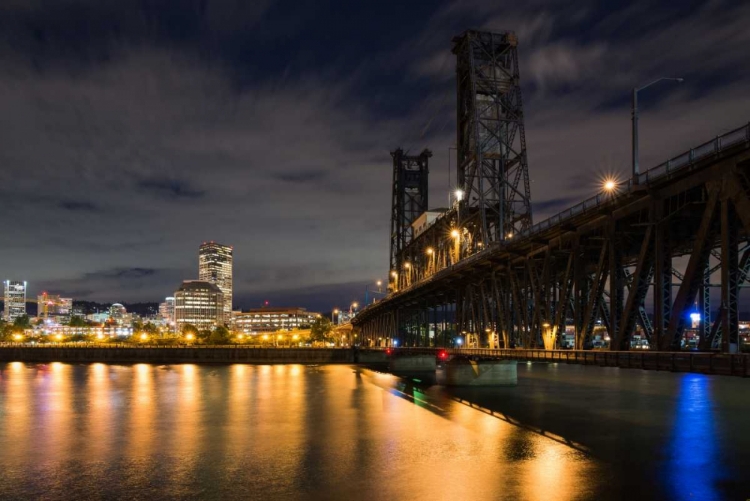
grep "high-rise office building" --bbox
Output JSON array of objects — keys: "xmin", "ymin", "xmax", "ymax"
[
  {"xmin": 198, "ymin": 241, "xmax": 233, "ymax": 321},
  {"xmin": 174, "ymin": 280, "xmax": 224, "ymax": 331},
  {"xmin": 3, "ymin": 280, "xmax": 27, "ymax": 321}
]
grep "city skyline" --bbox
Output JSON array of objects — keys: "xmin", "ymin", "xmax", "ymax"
[{"xmin": 2, "ymin": 2, "xmax": 750, "ymax": 311}]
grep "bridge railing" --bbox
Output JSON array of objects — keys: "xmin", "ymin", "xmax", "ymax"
[
  {"xmin": 384, "ymin": 347, "xmax": 750, "ymax": 377},
  {"xmin": 521, "ymin": 122, "xmax": 750, "ymax": 240}
]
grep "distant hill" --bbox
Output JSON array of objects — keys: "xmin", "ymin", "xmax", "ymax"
[
  {"xmin": 0, "ymin": 300, "xmax": 159, "ymax": 317},
  {"xmin": 73, "ymin": 301, "xmax": 159, "ymax": 317}
]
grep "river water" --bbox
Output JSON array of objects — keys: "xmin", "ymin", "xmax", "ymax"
[{"xmin": 0, "ymin": 361, "xmax": 748, "ymax": 500}]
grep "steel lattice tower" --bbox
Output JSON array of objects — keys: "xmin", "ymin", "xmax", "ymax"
[
  {"xmin": 390, "ymin": 148, "xmax": 432, "ymax": 273},
  {"xmin": 452, "ymin": 30, "xmax": 532, "ymax": 245}
]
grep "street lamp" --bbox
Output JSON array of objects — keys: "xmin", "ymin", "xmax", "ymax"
[
  {"xmin": 602, "ymin": 177, "xmax": 619, "ymax": 194},
  {"xmin": 632, "ymin": 77, "xmax": 684, "ymax": 183},
  {"xmin": 332, "ymin": 308, "xmax": 339, "ymax": 323},
  {"xmin": 365, "ymin": 280, "xmax": 386, "ymax": 305}
]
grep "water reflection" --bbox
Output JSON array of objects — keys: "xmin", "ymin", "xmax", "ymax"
[
  {"xmin": 0, "ymin": 362, "xmax": 746, "ymax": 500},
  {"xmin": 85, "ymin": 363, "xmax": 114, "ymax": 461},
  {"xmin": 668, "ymin": 375, "xmax": 719, "ymax": 501}
]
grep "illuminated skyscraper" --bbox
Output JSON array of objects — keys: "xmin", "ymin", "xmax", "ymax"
[
  {"xmin": 198, "ymin": 241, "xmax": 232, "ymax": 320},
  {"xmin": 3, "ymin": 280, "xmax": 27, "ymax": 321}
]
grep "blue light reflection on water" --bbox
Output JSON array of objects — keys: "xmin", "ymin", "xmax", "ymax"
[{"xmin": 668, "ymin": 374, "xmax": 720, "ymax": 501}]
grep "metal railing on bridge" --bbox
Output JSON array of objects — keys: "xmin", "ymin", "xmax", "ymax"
[{"xmin": 520, "ymin": 122, "xmax": 750, "ymax": 239}]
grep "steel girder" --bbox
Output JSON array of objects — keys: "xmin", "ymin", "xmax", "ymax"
[{"xmin": 452, "ymin": 30, "xmax": 532, "ymax": 246}]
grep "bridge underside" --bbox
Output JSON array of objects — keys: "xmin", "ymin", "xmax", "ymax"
[{"xmin": 355, "ymin": 127, "xmax": 750, "ymax": 353}]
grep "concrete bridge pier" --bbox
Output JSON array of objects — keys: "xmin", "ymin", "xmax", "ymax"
[
  {"xmin": 388, "ymin": 354, "xmax": 436, "ymax": 374},
  {"xmin": 441, "ymin": 359, "xmax": 518, "ymax": 386}
]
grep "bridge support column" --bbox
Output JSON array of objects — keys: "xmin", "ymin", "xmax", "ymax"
[
  {"xmin": 442, "ymin": 360, "xmax": 517, "ymax": 386},
  {"xmin": 720, "ymin": 198, "xmax": 739, "ymax": 352}
]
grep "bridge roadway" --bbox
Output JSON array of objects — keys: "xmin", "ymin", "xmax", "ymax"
[{"xmin": 354, "ymin": 123, "xmax": 750, "ymax": 352}]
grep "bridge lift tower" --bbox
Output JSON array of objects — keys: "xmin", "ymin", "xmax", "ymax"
[
  {"xmin": 389, "ymin": 148, "xmax": 432, "ymax": 280},
  {"xmin": 452, "ymin": 30, "xmax": 533, "ymax": 245}
]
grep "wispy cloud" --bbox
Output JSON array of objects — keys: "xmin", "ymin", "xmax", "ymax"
[{"xmin": 136, "ymin": 178, "xmax": 207, "ymax": 200}]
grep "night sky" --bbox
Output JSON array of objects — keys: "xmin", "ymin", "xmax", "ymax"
[{"xmin": 1, "ymin": 0, "xmax": 749, "ymax": 311}]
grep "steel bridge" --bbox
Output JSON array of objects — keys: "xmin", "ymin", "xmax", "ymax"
[{"xmin": 353, "ymin": 29, "xmax": 750, "ymax": 354}]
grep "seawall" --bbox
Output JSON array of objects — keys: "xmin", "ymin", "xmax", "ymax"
[{"xmin": 0, "ymin": 346, "xmax": 358, "ymax": 364}]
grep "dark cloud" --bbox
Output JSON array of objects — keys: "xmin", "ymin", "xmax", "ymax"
[
  {"xmin": 533, "ymin": 196, "xmax": 582, "ymax": 214},
  {"xmin": 58, "ymin": 200, "xmax": 100, "ymax": 212},
  {"xmin": 136, "ymin": 178, "xmax": 207, "ymax": 200},
  {"xmin": 87, "ymin": 268, "xmax": 158, "ymax": 280},
  {"xmin": 0, "ymin": 0, "xmax": 749, "ymax": 312},
  {"xmin": 273, "ymin": 170, "xmax": 328, "ymax": 184}
]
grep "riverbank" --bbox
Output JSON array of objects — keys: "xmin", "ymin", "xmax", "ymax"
[{"xmin": 0, "ymin": 346, "xmax": 357, "ymax": 364}]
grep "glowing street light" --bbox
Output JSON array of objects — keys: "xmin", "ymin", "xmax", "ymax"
[
  {"xmin": 140, "ymin": 333, "xmax": 148, "ymax": 341},
  {"xmin": 603, "ymin": 178, "xmax": 617, "ymax": 192},
  {"xmin": 186, "ymin": 333, "xmax": 195, "ymax": 341},
  {"xmin": 426, "ymin": 247, "xmax": 434, "ymax": 255},
  {"xmin": 403, "ymin": 262, "xmax": 411, "ymax": 269},
  {"xmin": 451, "ymin": 229, "xmax": 460, "ymax": 239},
  {"xmin": 454, "ymin": 189, "xmax": 464, "ymax": 202}
]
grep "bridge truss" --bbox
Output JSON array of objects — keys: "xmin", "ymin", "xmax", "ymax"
[
  {"xmin": 390, "ymin": 30, "xmax": 532, "ymax": 293},
  {"xmin": 362, "ymin": 28, "xmax": 750, "ymax": 353},
  {"xmin": 358, "ymin": 123, "xmax": 750, "ymax": 352},
  {"xmin": 390, "ymin": 149, "xmax": 431, "ymax": 274}
]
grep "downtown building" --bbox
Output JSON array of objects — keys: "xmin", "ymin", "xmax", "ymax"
[
  {"xmin": 37, "ymin": 293, "xmax": 73, "ymax": 324},
  {"xmin": 232, "ymin": 307, "xmax": 320, "ymax": 334},
  {"xmin": 198, "ymin": 242, "xmax": 233, "ymax": 321},
  {"xmin": 3, "ymin": 280, "xmax": 27, "ymax": 321},
  {"xmin": 159, "ymin": 297, "xmax": 175, "ymax": 329},
  {"xmin": 174, "ymin": 280, "xmax": 224, "ymax": 331}
]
